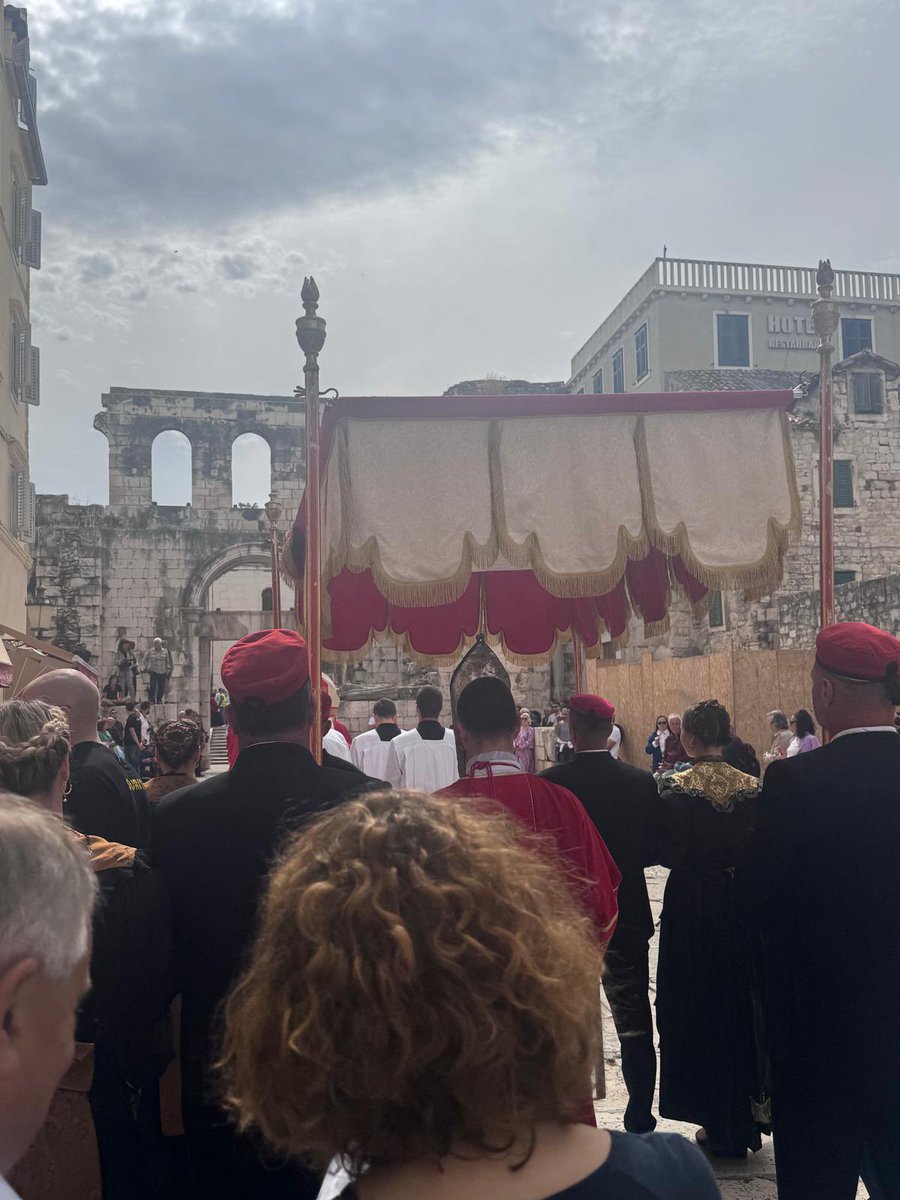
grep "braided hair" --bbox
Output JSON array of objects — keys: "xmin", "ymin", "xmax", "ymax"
[
  {"xmin": 681, "ymin": 699, "xmax": 733, "ymax": 749},
  {"xmin": 155, "ymin": 719, "xmax": 204, "ymax": 771},
  {"xmin": 0, "ymin": 701, "xmax": 71, "ymax": 798}
]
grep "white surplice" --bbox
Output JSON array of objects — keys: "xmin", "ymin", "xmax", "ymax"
[
  {"xmin": 323, "ymin": 725, "xmax": 352, "ymax": 762},
  {"xmin": 350, "ymin": 727, "xmax": 399, "ymax": 780},
  {"xmin": 384, "ymin": 726, "xmax": 459, "ymax": 792}
]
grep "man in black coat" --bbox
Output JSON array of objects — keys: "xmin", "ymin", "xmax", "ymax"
[
  {"xmin": 737, "ymin": 622, "xmax": 900, "ymax": 1200},
  {"xmin": 148, "ymin": 629, "xmax": 385, "ymax": 1200},
  {"xmin": 542, "ymin": 692, "xmax": 661, "ymax": 1133}
]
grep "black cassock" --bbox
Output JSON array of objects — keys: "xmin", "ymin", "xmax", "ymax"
[
  {"xmin": 736, "ymin": 730, "xmax": 900, "ymax": 1200},
  {"xmin": 656, "ymin": 760, "xmax": 765, "ymax": 1154}
]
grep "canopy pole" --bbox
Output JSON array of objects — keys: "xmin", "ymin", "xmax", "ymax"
[
  {"xmin": 296, "ymin": 277, "xmax": 327, "ymax": 763},
  {"xmin": 572, "ymin": 634, "xmax": 585, "ymax": 693},
  {"xmin": 812, "ymin": 259, "xmax": 838, "ymax": 633}
]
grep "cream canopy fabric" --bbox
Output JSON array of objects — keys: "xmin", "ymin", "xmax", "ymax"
[{"xmin": 317, "ymin": 403, "xmax": 801, "ymax": 605}]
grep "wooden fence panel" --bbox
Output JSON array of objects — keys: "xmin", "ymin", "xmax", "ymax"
[
  {"xmin": 587, "ymin": 649, "xmax": 817, "ymax": 770},
  {"xmin": 775, "ymin": 650, "xmax": 816, "ymax": 732},
  {"xmin": 732, "ymin": 651, "xmax": 781, "ymax": 763}
]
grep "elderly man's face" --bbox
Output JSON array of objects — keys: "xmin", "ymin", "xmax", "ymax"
[
  {"xmin": 0, "ymin": 952, "xmax": 90, "ymax": 1175},
  {"xmin": 668, "ymin": 714, "xmax": 681, "ymax": 736}
]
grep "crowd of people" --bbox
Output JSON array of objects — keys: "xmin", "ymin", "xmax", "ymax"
[{"xmin": 0, "ymin": 620, "xmax": 898, "ymax": 1200}]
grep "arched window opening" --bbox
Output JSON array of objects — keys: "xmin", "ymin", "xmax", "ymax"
[
  {"xmin": 261, "ymin": 587, "xmax": 273, "ymax": 612},
  {"xmin": 231, "ymin": 433, "xmax": 271, "ymax": 507},
  {"xmin": 151, "ymin": 430, "xmax": 192, "ymax": 505}
]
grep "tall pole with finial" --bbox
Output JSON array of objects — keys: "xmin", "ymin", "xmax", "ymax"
[
  {"xmin": 812, "ymin": 260, "xmax": 839, "ymax": 632},
  {"xmin": 296, "ymin": 277, "xmax": 326, "ymax": 762}
]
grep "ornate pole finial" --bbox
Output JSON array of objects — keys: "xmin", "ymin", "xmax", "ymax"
[
  {"xmin": 297, "ymin": 276, "xmax": 326, "ymax": 358},
  {"xmin": 816, "ymin": 258, "xmax": 835, "ymax": 293}
]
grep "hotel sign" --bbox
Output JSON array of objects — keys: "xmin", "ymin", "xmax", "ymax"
[{"xmin": 767, "ymin": 313, "xmax": 817, "ymax": 351}]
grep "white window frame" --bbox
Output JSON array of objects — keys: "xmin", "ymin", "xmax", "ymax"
[
  {"xmin": 634, "ymin": 322, "xmax": 650, "ymax": 382},
  {"xmin": 840, "ymin": 315, "xmax": 874, "ymax": 360},
  {"xmin": 591, "ymin": 367, "xmax": 603, "ymax": 394},
  {"xmin": 713, "ymin": 310, "xmax": 752, "ymax": 369},
  {"xmin": 612, "ymin": 347, "xmax": 625, "ymax": 393}
]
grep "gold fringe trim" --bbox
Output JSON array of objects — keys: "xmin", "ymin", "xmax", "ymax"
[
  {"xmin": 633, "ymin": 414, "xmax": 802, "ymax": 600},
  {"xmin": 489, "ymin": 420, "xmax": 652, "ymax": 600},
  {"xmin": 305, "ymin": 408, "xmax": 803, "ymax": 614}
]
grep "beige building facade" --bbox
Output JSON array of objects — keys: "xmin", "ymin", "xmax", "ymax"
[
  {"xmin": 0, "ymin": 6, "xmax": 44, "ymax": 631},
  {"xmin": 569, "ymin": 257, "xmax": 900, "ymax": 397}
]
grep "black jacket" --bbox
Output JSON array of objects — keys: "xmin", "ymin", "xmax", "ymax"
[
  {"xmin": 147, "ymin": 742, "xmax": 385, "ymax": 1103},
  {"xmin": 542, "ymin": 752, "xmax": 661, "ymax": 942},
  {"xmin": 736, "ymin": 731, "xmax": 900, "ymax": 1082}
]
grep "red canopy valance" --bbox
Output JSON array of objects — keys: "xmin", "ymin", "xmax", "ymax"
[{"xmin": 290, "ymin": 390, "xmax": 800, "ymax": 662}]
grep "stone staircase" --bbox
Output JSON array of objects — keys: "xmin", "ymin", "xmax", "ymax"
[{"xmin": 209, "ymin": 725, "xmax": 229, "ymax": 769}]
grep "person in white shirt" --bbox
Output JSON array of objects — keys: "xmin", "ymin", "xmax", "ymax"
[
  {"xmin": 321, "ymin": 690, "xmax": 352, "ymax": 762},
  {"xmin": 350, "ymin": 698, "xmax": 402, "ymax": 779},
  {"xmin": 0, "ymin": 794, "xmax": 97, "ymax": 1198},
  {"xmin": 385, "ymin": 685, "xmax": 459, "ymax": 792},
  {"xmin": 607, "ymin": 722, "xmax": 622, "ymax": 759}
]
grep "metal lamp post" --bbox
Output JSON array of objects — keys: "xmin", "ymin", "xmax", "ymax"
[
  {"xmin": 811, "ymin": 260, "xmax": 839, "ymax": 631},
  {"xmin": 296, "ymin": 277, "xmax": 326, "ymax": 763},
  {"xmin": 25, "ymin": 585, "xmax": 54, "ymax": 641},
  {"xmin": 263, "ymin": 495, "xmax": 283, "ymax": 629}
]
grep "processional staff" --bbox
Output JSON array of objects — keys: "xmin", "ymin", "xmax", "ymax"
[
  {"xmin": 811, "ymin": 259, "xmax": 838, "ymax": 632},
  {"xmin": 296, "ymin": 276, "xmax": 326, "ymax": 763}
]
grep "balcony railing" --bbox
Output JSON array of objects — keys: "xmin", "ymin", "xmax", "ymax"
[
  {"xmin": 571, "ymin": 256, "xmax": 900, "ymax": 379},
  {"xmin": 655, "ymin": 257, "xmax": 900, "ymax": 302}
]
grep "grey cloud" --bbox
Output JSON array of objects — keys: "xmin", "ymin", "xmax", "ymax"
[
  {"xmin": 218, "ymin": 253, "xmax": 255, "ymax": 281},
  {"xmin": 77, "ymin": 251, "xmax": 116, "ymax": 283},
  {"xmin": 32, "ymin": 0, "xmax": 852, "ymax": 236}
]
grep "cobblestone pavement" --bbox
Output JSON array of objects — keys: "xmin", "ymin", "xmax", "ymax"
[{"xmin": 594, "ymin": 867, "xmax": 867, "ymax": 1199}]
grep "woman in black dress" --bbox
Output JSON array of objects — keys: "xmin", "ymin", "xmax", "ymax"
[{"xmin": 656, "ymin": 699, "xmax": 766, "ymax": 1158}]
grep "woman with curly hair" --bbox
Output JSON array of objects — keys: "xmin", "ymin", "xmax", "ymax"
[
  {"xmin": 221, "ymin": 792, "xmax": 717, "ymax": 1200},
  {"xmin": 144, "ymin": 718, "xmax": 204, "ymax": 803},
  {"xmin": 656, "ymin": 700, "xmax": 766, "ymax": 1160}
]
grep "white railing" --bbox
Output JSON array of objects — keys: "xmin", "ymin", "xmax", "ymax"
[{"xmin": 656, "ymin": 257, "xmax": 900, "ymax": 303}]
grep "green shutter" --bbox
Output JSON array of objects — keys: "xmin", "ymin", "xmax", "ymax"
[{"xmin": 833, "ymin": 461, "xmax": 854, "ymax": 508}]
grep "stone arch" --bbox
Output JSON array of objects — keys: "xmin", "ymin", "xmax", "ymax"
[
  {"xmin": 182, "ymin": 541, "xmax": 271, "ymax": 613},
  {"xmin": 151, "ymin": 429, "xmax": 193, "ymax": 505},
  {"xmin": 231, "ymin": 431, "xmax": 272, "ymax": 507}
]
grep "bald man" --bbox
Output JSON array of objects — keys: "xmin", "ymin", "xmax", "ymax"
[{"xmin": 21, "ymin": 669, "xmax": 148, "ymax": 847}]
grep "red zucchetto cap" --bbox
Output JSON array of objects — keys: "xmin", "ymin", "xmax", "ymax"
[
  {"xmin": 221, "ymin": 629, "xmax": 309, "ymax": 703},
  {"xmin": 815, "ymin": 622, "xmax": 900, "ymax": 683},
  {"xmin": 569, "ymin": 694, "xmax": 615, "ymax": 720}
]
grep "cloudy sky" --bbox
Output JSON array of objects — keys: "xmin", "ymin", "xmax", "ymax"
[{"xmin": 28, "ymin": 0, "xmax": 899, "ymax": 504}]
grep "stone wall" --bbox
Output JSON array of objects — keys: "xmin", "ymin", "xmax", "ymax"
[{"xmin": 34, "ymin": 385, "xmax": 575, "ymax": 727}]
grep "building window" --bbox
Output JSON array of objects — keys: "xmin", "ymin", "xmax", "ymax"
[
  {"xmin": 716, "ymin": 313, "xmax": 750, "ymax": 367},
  {"xmin": 612, "ymin": 348, "xmax": 625, "ymax": 393},
  {"xmin": 851, "ymin": 372, "xmax": 884, "ymax": 415},
  {"xmin": 592, "ymin": 368, "xmax": 603, "ymax": 394},
  {"xmin": 834, "ymin": 570, "xmax": 857, "ymax": 586},
  {"xmin": 833, "ymin": 460, "xmax": 854, "ymax": 508},
  {"xmin": 261, "ymin": 587, "xmax": 273, "ymax": 612},
  {"xmin": 634, "ymin": 323, "xmax": 649, "ymax": 381},
  {"xmin": 841, "ymin": 317, "xmax": 872, "ymax": 359},
  {"xmin": 708, "ymin": 590, "xmax": 725, "ymax": 629}
]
